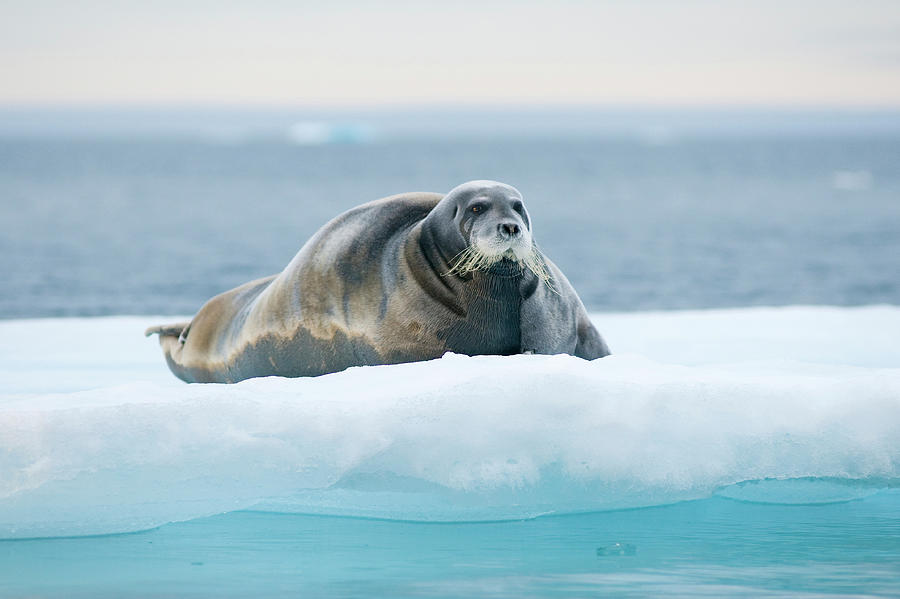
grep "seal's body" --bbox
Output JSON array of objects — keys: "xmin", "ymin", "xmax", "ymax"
[{"xmin": 147, "ymin": 181, "xmax": 609, "ymax": 383}]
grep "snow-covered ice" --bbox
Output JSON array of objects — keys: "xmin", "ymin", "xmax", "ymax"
[{"xmin": 1, "ymin": 306, "xmax": 898, "ymax": 538}]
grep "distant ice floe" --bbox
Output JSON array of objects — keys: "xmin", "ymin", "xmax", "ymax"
[
  {"xmin": 286, "ymin": 121, "xmax": 376, "ymax": 145},
  {"xmin": 831, "ymin": 169, "xmax": 873, "ymax": 191},
  {"xmin": 0, "ymin": 306, "xmax": 898, "ymax": 538}
]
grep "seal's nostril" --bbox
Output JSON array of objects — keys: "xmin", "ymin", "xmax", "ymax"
[{"xmin": 499, "ymin": 223, "xmax": 520, "ymax": 237}]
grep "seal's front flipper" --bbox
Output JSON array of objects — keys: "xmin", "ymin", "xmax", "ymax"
[{"xmin": 144, "ymin": 322, "xmax": 190, "ymax": 340}]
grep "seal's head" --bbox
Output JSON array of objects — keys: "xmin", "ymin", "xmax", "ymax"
[{"xmin": 428, "ymin": 180, "xmax": 548, "ymax": 282}]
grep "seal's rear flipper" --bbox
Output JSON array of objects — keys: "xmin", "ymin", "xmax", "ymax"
[
  {"xmin": 145, "ymin": 322, "xmax": 190, "ymax": 340},
  {"xmin": 146, "ymin": 321, "xmax": 194, "ymax": 382}
]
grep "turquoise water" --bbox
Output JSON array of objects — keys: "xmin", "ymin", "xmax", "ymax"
[{"xmin": 3, "ymin": 492, "xmax": 899, "ymax": 597}]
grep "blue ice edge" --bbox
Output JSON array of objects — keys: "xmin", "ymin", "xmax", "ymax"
[
  {"xmin": 713, "ymin": 477, "xmax": 897, "ymax": 505},
  {"xmin": 245, "ymin": 474, "xmax": 900, "ymax": 522},
  {"xmin": 2, "ymin": 476, "xmax": 896, "ymax": 542}
]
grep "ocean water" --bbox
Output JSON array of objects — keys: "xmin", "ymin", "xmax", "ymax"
[
  {"xmin": 1, "ymin": 109, "xmax": 899, "ymax": 317},
  {"xmin": 1, "ymin": 109, "xmax": 900, "ymax": 596},
  {"xmin": 4, "ymin": 498, "xmax": 900, "ymax": 598}
]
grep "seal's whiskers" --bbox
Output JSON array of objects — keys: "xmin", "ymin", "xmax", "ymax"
[
  {"xmin": 521, "ymin": 247, "xmax": 555, "ymax": 292},
  {"xmin": 444, "ymin": 244, "xmax": 554, "ymax": 291}
]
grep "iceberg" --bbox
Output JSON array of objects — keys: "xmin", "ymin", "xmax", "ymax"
[{"xmin": 1, "ymin": 306, "xmax": 898, "ymax": 538}]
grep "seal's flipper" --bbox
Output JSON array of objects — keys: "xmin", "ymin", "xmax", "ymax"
[{"xmin": 144, "ymin": 322, "xmax": 190, "ymax": 339}]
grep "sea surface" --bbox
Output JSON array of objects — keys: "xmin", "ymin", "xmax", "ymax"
[
  {"xmin": 1, "ymin": 108, "xmax": 899, "ymax": 597},
  {"xmin": 1, "ymin": 107, "xmax": 898, "ymax": 318},
  {"xmin": 4, "ymin": 496, "xmax": 900, "ymax": 598}
]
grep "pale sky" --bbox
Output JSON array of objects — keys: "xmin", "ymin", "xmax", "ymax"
[{"xmin": 2, "ymin": 0, "xmax": 899, "ymax": 106}]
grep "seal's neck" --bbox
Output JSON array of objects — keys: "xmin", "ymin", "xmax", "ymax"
[
  {"xmin": 406, "ymin": 220, "xmax": 542, "ymax": 355},
  {"xmin": 403, "ymin": 222, "xmax": 463, "ymax": 315}
]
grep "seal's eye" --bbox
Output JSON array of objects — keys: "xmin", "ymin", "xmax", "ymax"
[
  {"xmin": 470, "ymin": 203, "xmax": 487, "ymax": 214},
  {"xmin": 512, "ymin": 201, "xmax": 524, "ymax": 214}
]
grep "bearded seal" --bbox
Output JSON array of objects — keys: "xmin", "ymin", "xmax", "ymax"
[{"xmin": 146, "ymin": 180, "xmax": 609, "ymax": 383}]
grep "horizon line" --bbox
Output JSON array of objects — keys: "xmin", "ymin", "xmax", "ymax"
[{"xmin": 2, "ymin": 101, "xmax": 900, "ymax": 113}]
